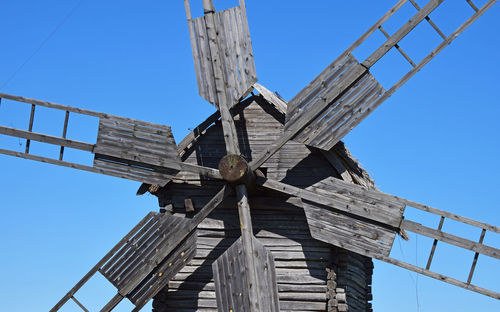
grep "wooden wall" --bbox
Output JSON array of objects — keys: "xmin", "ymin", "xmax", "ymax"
[{"xmin": 151, "ymin": 96, "xmax": 374, "ymax": 311}]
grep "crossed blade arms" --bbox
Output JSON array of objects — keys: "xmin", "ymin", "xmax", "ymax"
[{"xmin": 1, "ymin": 0, "xmax": 499, "ymax": 311}]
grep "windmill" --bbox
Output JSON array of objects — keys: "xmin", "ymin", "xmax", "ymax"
[{"xmin": 0, "ymin": 0, "xmax": 499, "ymax": 311}]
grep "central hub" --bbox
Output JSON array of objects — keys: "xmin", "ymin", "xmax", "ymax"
[{"xmin": 218, "ymin": 154, "xmax": 251, "ymax": 185}]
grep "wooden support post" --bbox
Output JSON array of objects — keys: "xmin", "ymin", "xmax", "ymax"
[
  {"xmin": 59, "ymin": 111, "xmax": 70, "ymax": 160},
  {"xmin": 25, "ymin": 104, "xmax": 36, "ymax": 153},
  {"xmin": 467, "ymin": 228, "xmax": 486, "ymax": 284},
  {"xmin": 425, "ymin": 216, "xmax": 445, "ymax": 270},
  {"xmin": 235, "ymin": 184, "xmax": 261, "ymax": 312}
]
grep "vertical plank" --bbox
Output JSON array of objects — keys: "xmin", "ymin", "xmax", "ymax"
[
  {"xmin": 59, "ymin": 111, "xmax": 70, "ymax": 160},
  {"xmin": 426, "ymin": 216, "xmax": 445, "ymax": 270},
  {"xmin": 25, "ymin": 104, "xmax": 36, "ymax": 153},
  {"xmin": 467, "ymin": 229, "xmax": 486, "ymax": 284}
]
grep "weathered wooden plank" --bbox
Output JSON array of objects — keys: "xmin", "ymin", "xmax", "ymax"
[
  {"xmin": 59, "ymin": 110, "xmax": 70, "ymax": 160},
  {"xmin": 256, "ymin": 176, "xmax": 404, "ymax": 227},
  {"xmin": 0, "ymin": 126, "xmax": 94, "ymax": 152},
  {"xmin": 374, "ymin": 254, "xmax": 500, "ymax": 300},
  {"xmin": 425, "ymin": 216, "xmax": 445, "ymax": 270},
  {"xmin": 401, "ymin": 219, "xmax": 500, "ymax": 260},
  {"xmin": 70, "ymin": 296, "xmax": 89, "ymax": 312},
  {"xmin": 93, "ymin": 158, "xmax": 172, "ymax": 186},
  {"xmin": 128, "ymin": 230, "xmax": 198, "ymax": 308},
  {"xmin": 25, "ymin": 104, "xmax": 36, "ymax": 153},
  {"xmin": 212, "ymin": 237, "xmax": 280, "ymax": 312},
  {"xmin": 253, "ymin": 83, "xmax": 287, "ymax": 114},
  {"xmin": 403, "ymin": 199, "xmax": 500, "ymax": 234}
]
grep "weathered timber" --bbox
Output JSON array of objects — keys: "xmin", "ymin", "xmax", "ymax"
[
  {"xmin": 0, "ymin": 126, "xmax": 94, "ymax": 152},
  {"xmin": 401, "ymin": 219, "xmax": 500, "ymax": 260},
  {"xmin": 213, "ymin": 237, "xmax": 279, "ymax": 312},
  {"xmin": 255, "ymin": 176, "xmax": 405, "ymax": 228},
  {"xmin": 190, "ymin": 5, "xmax": 256, "ymax": 107}
]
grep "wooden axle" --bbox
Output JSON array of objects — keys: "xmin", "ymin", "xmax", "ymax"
[{"xmin": 218, "ymin": 154, "xmax": 255, "ymax": 187}]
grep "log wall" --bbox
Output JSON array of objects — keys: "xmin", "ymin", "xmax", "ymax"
[{"xmin": 152, "ymin": 96, "xmax": 374, "ymax": 311}]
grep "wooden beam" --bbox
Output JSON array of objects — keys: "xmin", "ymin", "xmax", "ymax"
[
  {"xmin": 425, "ymin": 216, "xmax": 445, "ymax": 270},
  {"xmin": 25, "ymin": 104, "xmax": 36, "ymax": 153},
  {"xmin": 255, "ymin": 176, "xmax": 403, "ymax": 228},
  {"xmin": 70, "ymin": 296, "xmax": 89, "ymax": 312},
  {"xmin": 373, "ymin": 254, "xmax": 500, "ymax": 300},
  {"xmin": 0, "ymin": 125, "xmax": 94, "ymax": 152},
  {"xmin": 403, "ymin": 199, "xmax": 500, "ymax": 234},
  {"xmin": 467, "ymin": 229, "xmax": 486, "ymax": 284},
  {"xmin": 59, "ymin": 111, "xmax": 70, "ymax": 160},
  {"xmin": 401, "ymin": 220, "xmax": 500, "ymax": 260},
  {"xmin": 363, "ymin": 0, "xmax": 444, "ymax": 68}
]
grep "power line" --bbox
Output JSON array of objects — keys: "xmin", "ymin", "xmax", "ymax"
[{"xmin": 0, "ymin": 0, "xmax": 84, "ymax": 90}]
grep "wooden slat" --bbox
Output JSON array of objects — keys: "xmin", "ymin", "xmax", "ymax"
[
  {"xmin": 378, "ymin": 25, "xmax": 416, "ymax": 67},
  {"xmin": 374, "ymin": 254, "xmax": 500, "ymax": 300},
  {"xmin": 128, "ymin": 230, "xmax": 198, "ymax": 309},
  {"xmin": 213, "ymin": 237, "xmax": 280, "ymax": 312},
  {"xmin": 189, "ymin": 5, "xmax": 256, "ymax": 107},
  {"xmin": 59, "ymin": 111, "xmax": 70, "ymax": 160},
  {"xmin": 250, "ymin": 61, "xmax": 366, "ymax": 171},
  {"xmin": 253, "ymin": 83, "xmax": 287, "ymax": 114},
  {"xmin": 25, "ymin": 104, "xmax": 36, "ymax": 153},
  {"xmin": 408, "ymin": 0, "xmax": 447, "ymax": 40},
  {"xmin": 290, "ymin": 69, "xmax": 385, "ymax": 150},
  {"xmin": 467, "ymin": 228, "xmax": 486, "ymax": 284},
  {"xmin": 256, "ymin": 176, "xmax": 405, "ymax": 228},
  {"xmin": 425, "ymin": 216, "xmax": 445, "ymax": 270},
  {"xmin": 303, "ymin": 199, "xmax": 397, "ymax": 257},
  {"xmin": 404, "ymin": 199, "xmax": 500, "ymax": 234},
  {"xmin": 401, "ymin": 220, "xmax": 500, "ymax": 260},
  {"xmin": 0, "ymin": 125, "xmax": 94, "ymax": 152},
  {"xmin": 104, "ymin": 215, "xmax": 193, "ymax": 296},
  {"xmin": 70, "ymin": 296, "xmax": 89, "ymax": 312}
]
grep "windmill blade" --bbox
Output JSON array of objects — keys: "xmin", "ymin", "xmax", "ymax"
[
  {"xmin": 255, "ymin": 176, "xmax": 406, "ymax": 258},
  {"xmin": 249, "ymin": 0, "xmax": 497, "ymax": 171},
  {"xmin": 213, "ymin": 236, "xmax": 279, "ymax": 312},
  {"xmin": 185, "ymin": 0, "xmax": 257, "ymax": 108},
  {"xmin": 51, "ymin": 185, "xmax": 233, "ymax": 312},
  {"xmin": 0, "ymin": 92, "xmax": 221, "ymax": 184},
  {"xmin": 190, "ymin": 1, "xmax": 281, "ymax": 308},
  {"xmin": 373, "ymin": 199, "xmax": 500, "ymax": 300},
  {"xmin": 256, "ymin": 176, "xmax": 500, "ymax": 300}
]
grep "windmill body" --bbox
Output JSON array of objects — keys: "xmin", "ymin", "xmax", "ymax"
[{"xmin": 0, "ymin": 1, "xmax": 499, "ymax": 311}]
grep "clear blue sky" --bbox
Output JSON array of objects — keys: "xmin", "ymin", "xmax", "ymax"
[{"xmin": 0, "ymin": 1, "xmax": 499, "ymax": 311}]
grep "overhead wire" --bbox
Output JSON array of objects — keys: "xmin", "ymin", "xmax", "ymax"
[{"xmin": 0, "ymin": 0, "xmax": 85, "ymax": 90}]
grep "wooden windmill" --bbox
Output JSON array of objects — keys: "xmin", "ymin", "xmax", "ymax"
[{"xmin": 0, "ymin": 0, "xmax": 499, "ymax": 311}]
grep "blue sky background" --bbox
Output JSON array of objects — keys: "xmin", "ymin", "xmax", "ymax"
[{"xmin": 0, "ymin": 0, "xmax": 499, "ymax": 311}]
